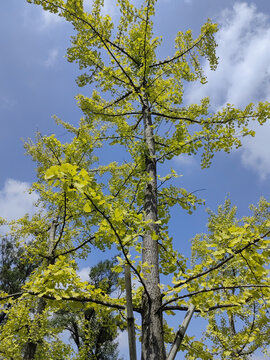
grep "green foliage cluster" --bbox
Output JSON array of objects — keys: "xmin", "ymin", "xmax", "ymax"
[{"xmin": 0, "ymin": 0, "xmax": 269, "ymax": 358}]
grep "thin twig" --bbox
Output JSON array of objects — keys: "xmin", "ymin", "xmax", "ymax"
[
  {"xmin": 82, "ymin": 191, "xmax": 150, "ymax": 299},
  {"xmin": 161, "ymin": 284, "xmax": 270, "ymax": 311},
  {"xmin": 173, "ymin": 229, "xmax": 270, "ymax": 289},
  {"xmin": 150, "ymin": 32, "xmax": 208, "ymax": 68}
]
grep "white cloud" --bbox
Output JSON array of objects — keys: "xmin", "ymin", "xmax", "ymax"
[
  {"xmin": 23, "ymin": 5, "xmax": 64, "ymax": 31},
  {"xmin": 241, "ymin": 122, "xmax": 270, "ymax": 180},
  {"xmin": 84, "ymin": 0, "xmax": 118, "ymax": 17},
  {"xmin": 185, "ymin": 2, "xmax": 270, "ymax": 179},
  {"xmin": 84, "ymin": 0, "xmax": 169, "ymax": 17},
  {"xmin": 40, "ymin": 10, "xmax": 63, "ymax": 29},
  {"xmin": 186, "ymin": 2, "xmax": 270, "ymax": 108},
  {"xmin": 77, "ymin": 266, "xmax": 90, "ymax": 282},
  {"xmin": 103, "ymin": 0, "xmax": 118, "ymax": 16},
  {"xmin": 0, "ymin": 179, "xmax": 38, "ymax": 221},
  {"xmin": 174, "ymin": 154, "xmax": 196, "ymax": 167},
  {"xmin": 44, "ymin": 49, "xmax": 59, "ymax": 67}
]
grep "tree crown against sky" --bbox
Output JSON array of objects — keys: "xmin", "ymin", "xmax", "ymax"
[{"xmin": 0, "ymin": 0, "xmax": 270, "ymax": 359}]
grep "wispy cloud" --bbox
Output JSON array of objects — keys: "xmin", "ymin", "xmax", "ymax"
[
  {"xmin": 0, "ymin": 95, "xmax": 15, "ymax": 109},
  {"xmin": 23, "ymin": 5, "xmax": 64, "ymax": 31},
  {"xmin": 40, "ymin": 10, "xmax": 64, "ymax": 29},
  {"xmin": 175, "ymin": 154, "xmax": 196, "ymax": 167},
  {"xmin": 77, "ymin": 267, "xmax": 90, "ymax": 282},
  {"xmin": 241, "ymin": 123, "xmax": 270, "ymax": 180},
  {"xmin": 185, "ymin": 2, "xmax": 270, "ymax": 108},
  {"xmin": 0, "ymin": 179, "xmax": 38, "ymax": 221},
  {"xmin": 84, "ymin": 0, "xmax": 118, "ymax": 17},
  {"xmin": 44, "ymin": 49, "xmax": 59, "ymax": 67},
  {"xmin": 185, "ymin": 2, "xmax": 270, "ymax": 179}
]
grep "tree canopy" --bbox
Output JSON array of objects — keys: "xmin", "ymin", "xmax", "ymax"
[{"xmin": 0, "ymin": 0, "xmax": 269, "ymax": 359}]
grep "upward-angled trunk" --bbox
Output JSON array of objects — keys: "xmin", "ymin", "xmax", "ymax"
[
  {"xmin": 167, "ymin": 304, "xmax": 195, "ymax": 360},
  {"xmin": 141, "ymin": 104, "xmax": 166, "ymax": 360}
]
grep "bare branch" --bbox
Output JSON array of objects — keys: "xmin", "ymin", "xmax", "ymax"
[
  {"xmin": 42, "ymin": 0, "xmax": 140, "ymax": 66},
  {"xmin": 132, "ymin": 114, "xmax": 144, "ymax": 130},
  {"xmin": 162, "ymin": 284, "xmax": 270, "ymax": 310},
  {"xmin": 142, "ymin": 0, "xmax": 151, "ymax": 85},
  {"xmin": 85, "ymin": 110, "xmax": 142, "ymax": 118},
  {"xmin": 0, "ymin": 290, "xmax": 142, "ymax": 313},
  {"xmin": 152, "ymin": 111, "xmax": 201, "ymax": 124},
  {"xmin": 174, "ymin": 229, "xmax": 270, "ymax": 289},
  {"xmin": 57, "ymin": 235, "xmax": 95, "ymax": 257},
  {"xmin": 240, "ymin": 253, "xmax": 269, "ymax": 311},
  {"xmin": 150, "ymin": 32, "xmax": 207, "ymax": 68},
  {"xmin": 53, "ymin": 192, "xmax": 67, "ymax": 252},
  {"xmin": 113, "ymin": 164, "xmax": 138, "ymax": 198},
  {"xmin": 41, "ymin": 0, "xmax": 142, "ymax": 96},
  {"xmin": 82, "ymin": 191, "xmax": 150, "ymax": 299},
  {"xmin": 164, "ymin": 302, "xmax": 251, "ymax": 313},
  {"xmin": 236, "ymin": 302, "xmax": 256, "ymax": 356},
  {"xmin": 0, "ymin": 292, "xmax": 23, "ymax": 301},
  {"xmin": 102, "ymin": 90, "xmax": 133, "ymax": 111},
  {"xmin": 156, "ymin": 136, "xmax": 205, "ymax": 163}
]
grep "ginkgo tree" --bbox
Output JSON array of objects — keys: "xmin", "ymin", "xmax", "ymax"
[{"xmin": 1, "ymin": 0, "xmax": 270, "ymax": 359}]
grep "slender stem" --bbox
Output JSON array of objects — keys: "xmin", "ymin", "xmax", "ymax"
[
  {"xmin": 125, "ymin": 265, "xmax": 137, "ymax": 360},
  {"xmin": 167, "ymin": 304, "xmax": 195, "ymax": 360}
]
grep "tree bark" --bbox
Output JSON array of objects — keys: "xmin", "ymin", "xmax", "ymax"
[{"xmin": 141, "ymin": 104, "xmax": 166, "ymax": 360}]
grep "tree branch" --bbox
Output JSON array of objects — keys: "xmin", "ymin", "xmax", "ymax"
[
  {"xmin": 0, "ymin": 290, "xmax": 142, "ymax": 313},
  {"xmin": 57, "ymin": 235, "xmax": 95, "ymax": 257},
  {"xmin": 151, "ymin": 111, "xmax": 201, "ymax": 124},
  {"xmin": 53, "ymin": 191, "xmax": 67, "ymax": 253},
  {"xmin": 41, "ymin": 0, "xmax": 140, "ymax": 66},
  {"xmin": 113, "ymin": 164, "xmax": 138, "ymax": 198},
  {"xmin": 102, "ymin": 90, "xmax": 133, "ymax": 111},
  {"xmin": 82, "ymin": 191, "xmax": 150, "ymax": 299},
  {"xmin": 41, "ymin": 0, "xmax": 142, "ymax": 96},
  {"xmin": 161, "ymin": 284, "xmax": 270, "ymax": 310},
  {"xmin": 156, "ymin": 136, "xmax": 205, "ymax": 163},
  {"xmin": 174, "ymin": 229, "xmax": 270, "ymax": 289},
  {"xmin": 85, "ymin": 110, "xmax": 142, "ymax": 118},
  {"xmin": 164, "ymin": 302, "xmax": 251, "ymax": 313},
  {"xmin": 142, "ymin": 0, "xmax": 151, "ymax": 85},
  {"xmin": 149, "ymin": 32, "xmax": 208, "ymax": 68}
]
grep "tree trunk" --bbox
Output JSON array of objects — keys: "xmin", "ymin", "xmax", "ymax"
[
  {"xmin": 23, "ymin": 342, "xmax": 38, "ymax": 360},
  {"xmin": 141, "ymin": 105, "xmax": 166, "ymax": 360}
]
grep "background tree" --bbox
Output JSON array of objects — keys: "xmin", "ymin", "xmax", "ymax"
[
  {"xmin": 0, "ymin": 0, "xmax": 269, "ymax": 359},
  {"xmin": 0, "ymin": 235, "xmax": 36, "ymax": 326},
  {"xmin": 52, "ymin": 258, "xmax": 124, "ymax": 360},
  {"xmin": 188, "ymin": 198, "xmax": 270, "ymax": 359},
  {"xmin": 0, "ymin": 235, "xmax": 35, "ymax": 295},
  {"xmin": 0, "ymin": 220, "xmax": 73, "ymax": 359},
  {"xmin": 0, "ymin": 191, "xmax": 125, "ymax": 359}
]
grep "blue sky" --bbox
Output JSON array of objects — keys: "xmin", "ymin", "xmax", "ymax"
[{"xmin": 1, "ymin": 1, "xmax": 270, "ymax": 358}]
